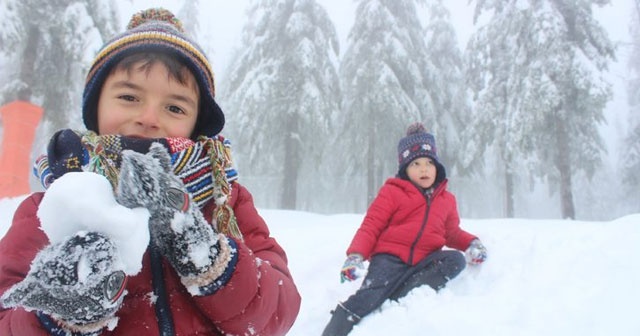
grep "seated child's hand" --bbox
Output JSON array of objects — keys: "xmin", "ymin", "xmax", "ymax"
[
  {"xmin": 0, "ymin": 232, "xmax": 126, "ymax": 333},
  {"xmin": 465, "ymin": 239, "xmax": 488, "ymax": 265},
  {"xmin": 340, "ymin": 254, "xmax": 365, "ymax": 283}
]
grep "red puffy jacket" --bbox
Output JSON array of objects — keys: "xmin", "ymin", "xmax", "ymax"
[
  {"xmin": 347, "ymin": 178, "xmax": 476, "ymax": 265},
  {"xmin": 0, "ymin": 182, "xmax": 300, "ymax": 335}
]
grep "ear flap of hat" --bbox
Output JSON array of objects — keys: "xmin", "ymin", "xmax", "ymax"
[
  {"xmin": 192, "ymin": 98, "xmax": 225, "ymax": 138},
  {"xmin": 434, "ymin": 160, "xmax": 446, "ymax": 183}
]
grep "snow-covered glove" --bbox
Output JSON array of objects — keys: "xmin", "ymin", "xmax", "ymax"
[
  {"xmin": 340, "ymin": 254, "xmax": 365, "ymax": 283},
  {"xmin": 1, "ymin": 232, "xmax": 126, "ymax": 334},
  {"xmin": 465, "ymin": 239, "xmax": 488, "ymax": 265},
  {"xmin": 117, "ymin": 143, "xmax": 233, "ymax": 294}
]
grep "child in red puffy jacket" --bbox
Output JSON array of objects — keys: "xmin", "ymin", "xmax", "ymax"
[
  {"xmin": 0, "ymin": 8, "xmax": 300, "ymax": 336},
  {"xmin": 322, "ymin": 122, "xmax": 488, "ymax": 336}
]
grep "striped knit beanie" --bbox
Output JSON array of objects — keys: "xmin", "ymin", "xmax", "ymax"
[
  {"xmin": 82, "ymin": 8, "xmax": 225, "ymax": 137},
  {"xmin": 397, "ymin": 122, "xmax": 446, "ymax": 179}
]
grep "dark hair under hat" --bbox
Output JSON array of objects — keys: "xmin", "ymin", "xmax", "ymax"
[
  {"xmin": 397, "ymin": 122, "xmax": 446, "ymax": 182},
  {"xmin": 82, "ymin": 8, "xmax": 225, "ymax": 138}
]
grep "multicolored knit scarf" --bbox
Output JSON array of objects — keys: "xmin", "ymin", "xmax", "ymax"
[{"xmin": 33, "ymin": 129, "xmax": 242, "ymax": 240}]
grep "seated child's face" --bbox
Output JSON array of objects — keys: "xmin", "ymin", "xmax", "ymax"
[
  {"xmin": 406, "ymin": 157, "xmax": 437, "ymax": 189},
  {"xmin": 97, "ymin": 61, "xmax": 199, "ymax": 139}
]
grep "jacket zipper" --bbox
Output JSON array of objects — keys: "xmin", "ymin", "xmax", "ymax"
[
  {"xmin": 150, "ymin": 243, "xmax": 176, "ymax": 336},
  {"xmin": 408, "ymin": 190, "xmax": 432, "ymax": 265}
]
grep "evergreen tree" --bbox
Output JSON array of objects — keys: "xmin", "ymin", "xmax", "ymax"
[
  {"xmin": 465, "ymin": 1, "xmax": 537, "ymax": 218},
  {"xmin": 0, "ymin": 0, "xmax": 20, "ymax": 55},
  {"xmin": 423, "ymin": 0, "xmax": 470, "ymax": 175},
  {"xmin": 0, "ymin": 0, "xmax": 119, "ymax": 140},
  {"xmin": 84, "ymin": 0, "xmax": 119, "ymax": 41},
  {"xmin": 178, "ymin": 0, "xmax": 200, "ymax": 40},
  {"xmin": 221, "ymin": 0, "xmax": 340, "ymax": 210},
  {"xmin": 0, "ymin": 0, "xmax": 18, "ymax": 105},
  {"xmin": 622, "ymin": 0, "xmax": 640, "ymax": 211},
  {"xmin": 465, "ymin": 0, "xmax": 614, "ymax": 219},
  {"xmin": 338, "ymin": 0, "xmax": 431, "ymax": 208}
]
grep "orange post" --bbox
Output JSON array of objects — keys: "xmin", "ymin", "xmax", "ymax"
[{"xmin": 0, "ymin": 101, "xmax": 44, "ymax": 198}]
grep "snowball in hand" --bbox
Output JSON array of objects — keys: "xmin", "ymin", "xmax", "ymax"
[{"xmin": 37, "ymin": 172, "xmax": 150, "ymax": 275}]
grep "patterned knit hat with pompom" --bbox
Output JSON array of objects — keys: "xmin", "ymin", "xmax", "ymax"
[
  {"xmin": 397, "ymin": 122, "xmax": 446, "ymax": 180},
  {"xmin": 82, "ymin": 8, "xmax": 224, "ymax": 138}
]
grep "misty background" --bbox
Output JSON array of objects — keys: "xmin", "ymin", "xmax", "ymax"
[{"xmin": 0, "ymin": 0, "xmax": 638, "ymax": 220}]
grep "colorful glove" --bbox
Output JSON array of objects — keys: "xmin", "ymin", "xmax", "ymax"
[
  {"xmin": 340, "ymin": 254, "xmax": 365, "ymax": 283},
  {"xmin": 1, "ymin": 232, "xmax": 126, "ymax": 334},
  {"xmin": 117, "ymin": 143, "xmax": 234, "ymax": 294},
  {"xmin": 465, "ymin": 239, "xmax": 488, "ymax": 265}
]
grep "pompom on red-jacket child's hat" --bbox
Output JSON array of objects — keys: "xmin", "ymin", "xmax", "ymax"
[
  {"xmin": 82, "ymin": 8, "xmax": 225, "ymax": 138},
  {"xmin": 397, "ymin": 122, "xmax": 446, "ymax": 181}
]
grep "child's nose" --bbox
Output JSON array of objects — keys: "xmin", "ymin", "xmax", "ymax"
[{"xmin": 135, "ymin": 105, "xmax": 160, "ymax": 129}]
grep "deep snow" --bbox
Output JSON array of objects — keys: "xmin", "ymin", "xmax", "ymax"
[{"xmin": 1, "ymin": 191, "xmax": 639, "ymax": 335}]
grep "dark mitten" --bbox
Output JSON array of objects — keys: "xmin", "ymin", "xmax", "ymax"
[
  {"xmin": 1, "ymin": 232, "xmax": 126, "ymax": 334},
  {"xmin": 117, "ymin": 143, "xmax": 233, "ymax": 294}
]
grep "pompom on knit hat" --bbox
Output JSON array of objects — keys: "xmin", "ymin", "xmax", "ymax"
[
  {"xmin": 397, "ymin": 122, "xmax": 446, "ymax": 181},
  {"xmin": 82, "ymin": 8, "xmax": 225, "ymax": 138}
]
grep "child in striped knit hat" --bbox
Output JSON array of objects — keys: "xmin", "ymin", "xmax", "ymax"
[
  {"xmin": 322, "ymin": 122, "xmax": 488, "ymax": 336},
  {"xmin": 0, "ymin": 8, "xmax": 300, "ymax": 336}
]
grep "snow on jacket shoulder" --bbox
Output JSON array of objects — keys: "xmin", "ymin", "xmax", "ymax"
[
  {"xmin": 0, "ymin": 182, "xmax": 301, "ymax": 336},
  {"xmin": 346, "ymin": 177, "xmax": 476, "ymax": 265}
]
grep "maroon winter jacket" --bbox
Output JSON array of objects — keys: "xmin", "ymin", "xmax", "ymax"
[
  {"xmin": 0, "ymin": 182, "xmax": 301, "ymax": 335},
  {"xmin": 347, "ymin": 178, "xmax": 476, "ymax": 265}
]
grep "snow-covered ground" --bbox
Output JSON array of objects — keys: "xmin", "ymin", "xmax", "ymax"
[{"xmin": 1, "ymin": 194, "xmax": 639, "ymax": 335}]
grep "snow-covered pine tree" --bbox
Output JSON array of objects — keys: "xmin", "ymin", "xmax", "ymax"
[
  {"xmin": 221, "ymin": 0, "xmax": 340, "ymax": 210},
  {"xmin": 0, "ymin": 0, "xmax": 19, "ymax": 114},
  {"xmin": 623, "ymin": 0, "xmax": 640, "ymax": 211},
  {"xmin": 465, "ymin": 0, "xmax": 542, "ymax": 218},
  {"xmin": 84, "ymin": 0, "xmax": 119, "ymax": 41},
  {"xmin": 0, "ymin": 0, "xmax": 119, "ymax": 150},
  {"xmin": 0, "ymin": 0, "xmax": 20, "ymax": 56},
  {"xmin": 178, "ymin": 0, "xmax": 200, "ymax": 41},
  {"xmin": 422, "ymin": 0, "xmax": 470, "ymax": 189},
  {"xmin": 337, "ymin": 0, "xmax": 430, "ymax": 208},
  {"xmin": 465, "ymin": 0, "xmax": 614, "ymax": 219}
]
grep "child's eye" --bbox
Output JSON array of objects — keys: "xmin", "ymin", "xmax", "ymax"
[
  {"xmin": 118, "ymin": 95, "xmax": 136, "ymax": 102},
  {"xmin": 167, "ymin": 105, "xmax": 186, "ymax": 115}
]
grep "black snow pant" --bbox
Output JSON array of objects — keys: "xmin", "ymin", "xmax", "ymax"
[{"xmin": 342, "ymin": 250, "xmax": 466, "ymax": 319}]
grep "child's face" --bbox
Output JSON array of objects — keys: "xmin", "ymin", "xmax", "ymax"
[
  {"xmin": 406, "ymin": 157, "xmax": 437, "ymax": 189},
  {"xmin": 97, "ymin": 61, "xmax": 199, "ymax": 139}
]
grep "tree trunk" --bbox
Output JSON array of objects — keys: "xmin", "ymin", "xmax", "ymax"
[
  {"xmin": 551, "ymin": 0, "xmax": 578, "ymax": 220},
  {"xmin": 554, "ymin": 116, "xmax": 576, "ymax": 219},
  {"xmin": 366, "ymin": 119, "xmax": 376, "ymax": 207},
  {"xmin": 15, "ymin": 24, "xmax": 40, "ymax": 101},
  {"xmin": 504, "ymin": 166, "xmax": 515, "ymax": 218},
  {"xmin": 500, "ymin": 86, "xmax": 515, "ymax": 218},
  {"xmin": 280, "ymin": 114, "xmax": 299, "ymax": 210}
]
